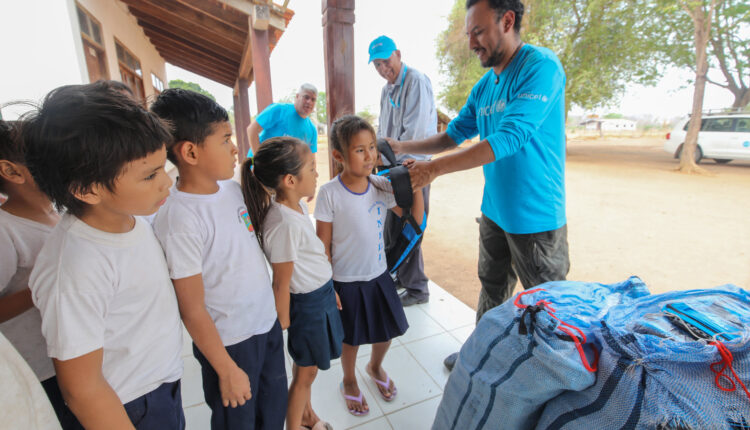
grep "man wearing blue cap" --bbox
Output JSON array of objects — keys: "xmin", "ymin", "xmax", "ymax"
[{"xmin": 369, "ymin": 35, "xmax": 437, "ymax": 306}]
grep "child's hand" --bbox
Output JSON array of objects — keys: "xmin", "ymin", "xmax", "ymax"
[
  {"xmin": 219, "ymin": 364, "xmax": 252, "ymax": 408},
  {"xmin": 335, "ymin": 292, "xmax": 343, "ymax": 310}
]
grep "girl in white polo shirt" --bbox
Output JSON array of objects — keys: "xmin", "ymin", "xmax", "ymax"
[
  {"xmin": 242, "ymin": 136, "xmax": 344, "ymax": 430},
  {"xmin": 314, "ymin": 115, "xmax": 424, "ymax": 417}
]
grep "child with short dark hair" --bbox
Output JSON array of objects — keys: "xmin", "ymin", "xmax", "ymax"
[
  {"xmin": 151, "ymin": 88, "xmax": 287, "ymax": 430},
  {"xmin": 315, "ymin": 115, "xmax": 423, "ymax": 416},
  {"xmin": 0, "ymin": 119, "xmax": 66, "ymax": 422},
  {"xmin": 24, "ymin": 83, "xmax": 185, "ymax": 429}
]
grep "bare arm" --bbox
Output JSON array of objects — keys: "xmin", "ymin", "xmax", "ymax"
[
  {"xmin": 316, "ymin": 221, "xmax": 333, "ymax": 263},
  {"xmin": 404, "ymin": 140, "xmax": 495, "ymax": 190},
  {"xmin": 389, "ymin": 188, "xmax": 424, "ymax": 226},
  {"xmin": 246, "ymin": 121, "xmax": 263, "ymax": 156},
  {"xmin": 0, "ymin": 288, "xmax": 33, "ymax": 323},
  {"xmin": 173, "ymin": 274, "xmax": 251, "ymax": 407},
  {"xmin": 269, "ymin": 262, "xmax": 293, "ymax": 330},
  {"xmin": 386, "ymin": 132, "xmax": 457, "ymax": 156},
  {"xmin": 54, "ymin": 350, "xmax": 135, "ymax": 430}
]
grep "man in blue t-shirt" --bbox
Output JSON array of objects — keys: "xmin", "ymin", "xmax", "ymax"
[
  {"xmin": 389, "ymin": 0, "xmax": 570, "ymax": 370},
  {"xmin": 246, "ymin": 83, "xmax": 318, "ymax": 157}
]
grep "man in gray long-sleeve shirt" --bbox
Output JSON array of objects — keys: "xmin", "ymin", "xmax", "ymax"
[{"xmin": 369, "ymin": 35, "xmax": 438, "ymax": 305}]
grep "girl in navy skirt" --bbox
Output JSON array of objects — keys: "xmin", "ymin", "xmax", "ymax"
[
  {"xmin": 242, "ymin": 137, "xmax": 344, "ymax": 430},
  {"xmin": 314, "ymin": 115, "xmax": 424, "ymax": 416}
]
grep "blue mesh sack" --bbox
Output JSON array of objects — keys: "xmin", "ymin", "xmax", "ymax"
[
  {"xmin": 432, "ymin": 277, "xmax": 650, "ymax": 430},
  {"xmin": 536, "ymin": 285, "xmax": 750, "ymax": 430}
]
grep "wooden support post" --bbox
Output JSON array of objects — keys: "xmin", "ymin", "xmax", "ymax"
[
  {"xmin": 249, "ymin": 14, "xmax": 273, "ymax": 114},
  {"xmin": 322, "ymin": 0, "xmax": 355, "ymax": 178},
  {"xmin": 234, "ymin": 79, "xmax": 252, "ymax": 161}
]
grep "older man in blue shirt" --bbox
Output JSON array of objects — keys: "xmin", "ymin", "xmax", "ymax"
[
  {"xmin": 369, "ymin": 35, "xmax": 437, "ymax": 306},
  {"xmin": 389, "ymin": 0, "xmax": 570, "ymax": 370}
]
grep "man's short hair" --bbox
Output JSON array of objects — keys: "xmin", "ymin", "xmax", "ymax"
[
  {"xmin": 298, "ymin": 83, "xmax": 317, "ymax": 95},
  {"xmin": 466, "ymin": 0, "xmax": 524, "ymax": 32},
  {"xmin": 150, "ymin": 88, "xmax": 229, "ymax": 164},
  {"xmin": 23, "ymin": 83, "xmax": 172, "ymax": 217}
]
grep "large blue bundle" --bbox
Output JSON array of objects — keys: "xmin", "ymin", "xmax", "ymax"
[
  {"xmin": 536, "ymin": 285, "xmax": 750, "ymax": 429},
  {"xmin": 432, "ymin": 277, "xmax": 650, "ymax": 430}
]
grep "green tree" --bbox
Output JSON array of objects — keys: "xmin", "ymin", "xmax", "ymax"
[
  {"xmin": 167, "ymin": 79, "xmax": 216, "ymax": 101},
  {"xmin": 316, "ymin": 91, "xmax": 328, "ymax": 125},
  {"xmin": 436, "ymin": 0, "xmax": 666, "ymax": 116},
  {"xmin": 357, "ymin": 107, "xmax": 377, "ymax": 126}
]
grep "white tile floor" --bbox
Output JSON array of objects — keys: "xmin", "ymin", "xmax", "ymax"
[{"xmin": 180, "ymin": 281, "xmax": 476, "ymax": 430}]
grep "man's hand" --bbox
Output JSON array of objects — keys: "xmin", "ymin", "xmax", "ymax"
[
  {"xmin": 403, "ymin": 159, "xmax": 439, "ymax": 190},
  {"xmin": 219, "ymin": 364, "xmax": 252, "ymax": 408},
  {"xmin": 335, "ymin": 292, "xmax": 342, "ymax": 310},
  {"xmin": 384, "ymin": 137, "xmax": 404, "ymax": 155}
]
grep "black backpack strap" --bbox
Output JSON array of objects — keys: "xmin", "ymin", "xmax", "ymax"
[
  {"xmin": 387, "ymin": 165, "xmax": 413, "ymax": 210},
  {"xmin": 377, "ymin": 138, "xmax": 398, "ymax": 168}
]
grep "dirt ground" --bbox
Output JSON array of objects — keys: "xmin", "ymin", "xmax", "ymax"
[{"xmin": 311, "ymin": 136, "xmax": 750, "ymax": 310}]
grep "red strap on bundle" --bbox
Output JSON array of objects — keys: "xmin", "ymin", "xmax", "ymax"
[
  {"xmin": 709, "ymin": 340, "xmax": 750, "ymax": 401},
  {"xmin": 514, "ymin": 289, "xmax": 599, "ymax": 372}
]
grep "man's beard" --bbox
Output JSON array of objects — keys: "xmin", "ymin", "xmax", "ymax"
[{"xmin": 481, "ymin": 46, "xmax": 505, "ymax": 68}]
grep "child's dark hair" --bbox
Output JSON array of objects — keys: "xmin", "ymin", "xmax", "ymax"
[
  {"xmin": 241, "ymin": 137, "xmax": 308, "ymax": 248},
  {"xmin": 329, "ymin": 114, "xmax": 376, "ymax": 158},
  {"xmin": 92, "ymin": 79, "xmax": 135, "ymax": 97},
  {"xmin": 150, "ymin": 88, "xmax": 229, "ymax": 164},
  {"xmin": 22, "ymin": 83, "xmax": 172, "ymax": 217},
  {"xmin": 0, "ymin": 120, "xmax": 24, "ymax": 193}
]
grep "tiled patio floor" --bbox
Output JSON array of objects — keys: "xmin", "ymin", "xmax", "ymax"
[{"xmin": 180, "ymin": 281, "xmax": 476, "ymax": 429}]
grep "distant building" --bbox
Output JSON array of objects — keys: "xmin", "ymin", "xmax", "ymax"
[{"xmin": 580, "ymin": 118, "xmax": 637, "ymax": 132}]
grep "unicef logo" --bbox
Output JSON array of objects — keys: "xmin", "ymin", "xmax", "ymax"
[
  {"xmin": 496, "ymin": 100, "xmax": 506, "ymax": 112},
  {"xmin": 542, "ymin": 95, "xmax": 548, "ymax": 102}
]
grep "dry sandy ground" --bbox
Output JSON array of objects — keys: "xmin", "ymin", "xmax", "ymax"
[{"xmin": 310, "ymin": 136, "xmax": 750, "ymax": 310}]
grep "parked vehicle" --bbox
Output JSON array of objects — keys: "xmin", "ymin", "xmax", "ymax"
[{"xmin": 664, "ymin": 110, "xmax": 750, "ymax": 164}]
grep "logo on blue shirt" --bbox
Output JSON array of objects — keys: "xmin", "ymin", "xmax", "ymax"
[
  {"xmin": 518, "ymin": 93, "xmax": 548, "ymax": 102},
  {"xmin": 478, "ymin": 99, "xmax": 506, "ymax": 117}
]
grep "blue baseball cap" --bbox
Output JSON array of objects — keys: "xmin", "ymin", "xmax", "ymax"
[{"xmin": 368, "ymin": 35, "xmax": 397, "ymax": 63}]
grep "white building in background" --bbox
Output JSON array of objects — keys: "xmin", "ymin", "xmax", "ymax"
[
  {"xmin": 1, "ymin": 0, "xmax": 167, "ymax": 119},
  {"xmin": 580, "ymin": 118, "xmax": 637, "ymax": 132}
]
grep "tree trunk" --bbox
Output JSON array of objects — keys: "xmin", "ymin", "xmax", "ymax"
[
  {"xmin": 731, "ymin": 88, "xmax": 750, "ymax": 110},
  {"xmin": 678, "ymin": 0, "xmax": 718, "ymax": 174}
]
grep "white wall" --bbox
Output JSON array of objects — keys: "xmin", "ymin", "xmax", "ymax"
[{"xmin": 0, "ymin": 0, "xmax": 84, "ymax": 119}]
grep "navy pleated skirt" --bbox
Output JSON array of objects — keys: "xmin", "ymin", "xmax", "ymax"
[
  {"xmin": 333, "ymin": 270, "xmax": 409, "ymax": 346},
  {"xmin": 288, "ymin": 280, "xmax": 344, "ymax": 370}
]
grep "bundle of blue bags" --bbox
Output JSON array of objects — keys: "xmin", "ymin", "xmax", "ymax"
[{"xmin": 432, "ymin": 277, "xmax": 750, "ymax": 429}]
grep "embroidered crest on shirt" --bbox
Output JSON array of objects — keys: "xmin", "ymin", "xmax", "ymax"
[{"xmin": 238, "ymin": 207, "xmax": 254, "ymax": 232}]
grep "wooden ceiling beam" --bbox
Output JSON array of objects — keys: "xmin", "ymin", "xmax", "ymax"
[
  {"xmin": 162, "ymin": 54, "xmax": 235, "ymax": 87},
  {"xmin": 124, "ymin": 1, "xmax": 245, "ymax": 52},
  {"xmin": 153, "ymin": 41, "xmax": 238, "ymax": 77},
  {"xmin": 142, "ymin": 29, "xmax": 239, "ymax": 71},
  {"xmin": 135, "ymin": 17, "xmax": 240, "ymax": 62},
  {"xmin": 175, "ymin": 0, "xmax": 248, "ymax": 32}
]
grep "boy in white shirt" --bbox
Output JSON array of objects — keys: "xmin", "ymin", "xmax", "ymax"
[
  {"xmin": 24, "ymin": 83, "xmax": 185, "ymax": 429},
  {"xmin": 151, "ymin": 89, "xmax": 286, "ymax": 430},
  {"xmin": 0, "ymin": 119, "xmax": 69, "ymax": 425}
]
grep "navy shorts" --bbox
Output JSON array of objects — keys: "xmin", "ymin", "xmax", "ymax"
[
  {"xmin": 334, "ymin": 270, "xmax": 409, "ymax": 346},
  {"xmin": 288, "ymin": 280, "xmax": 344, "ymax": 370},
  {"xmin": 193, "ymin": 320, "xmax": 288, "ymax": 430},
  {"xmin": 43, "ymin": 377, "xmax": 184, "ymax": 430}
]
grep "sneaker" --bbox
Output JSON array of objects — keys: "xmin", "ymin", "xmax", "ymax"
[
  {"xmin": 443, "ymin": 352, "xmax": 459, "ymax": 371},
  {"xmin": 399, "ymin": 292, "xmax": 429, "ymax": 307}
]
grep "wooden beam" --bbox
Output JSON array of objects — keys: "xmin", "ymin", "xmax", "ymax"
[
  {"xmin": 234, "ymin": 79, "xmax": 252, "ymax": 161},
  {"xmin": 135, "ymin": 17, "xmax": 240, "ymax": 63},
  {"xmin": 322, "ymin": 0, "xmax": 355, "ymax": 177},
  {"xmin": 156, "ymin": 44, "xmax": 238, "ymax": 79},
  {"xmin": 127, "ymin": 6, "xmax": 244, "ymax": 54},
  {"xmin": 175, "ymin": 0, "xmax": 248, "ymax": 32},
  {"xmin": 122, "ymin": 0, "xmax": 246, "ymax": 47},
  {"xmin": 143, "ymin": 30, "xmax": 240, "ymax": 71},
  {"xmin": 161, "ymin": 54, "xmax": 236, "ymax": 86},
  {"xmin": 237, "ymin": 15, "xmax": 253, "ymax": 79},
  {"xmin": 249, "ymin": 15, "xmax": 273, "ymax": 113}
]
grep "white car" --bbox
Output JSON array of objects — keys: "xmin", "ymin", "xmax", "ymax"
[{"xmin": 664, "ymin": 113, "xmax": 750, "ymax": 164}]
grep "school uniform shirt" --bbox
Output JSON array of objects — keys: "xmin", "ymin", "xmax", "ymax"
[
  {"xmin": 0, "ymin": 209, "xmax": 55, "ymax": 381},
  {"xmin": 29, "ymin": 214, "xmax": 183, "ymax": 404},
  {"xmin": 263, "ymin": 201, "xmax": 332, "ymax": 294},
  {"xmin": 314, "ymin": 175, "xmax": 396, "ymax": 282},
  {"xmin": 446, "ymin": 44, "xmax": 567, "ymax": 235},
  {"xmin": 152, "ymin": 180, "xmax": 276, "ymax": 346}
]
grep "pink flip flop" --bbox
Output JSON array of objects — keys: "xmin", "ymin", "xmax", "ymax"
[
  {"xmin": 369, "ymin": 374, "xmax": 397, "ymax": 402},
  {"xmin": 339, "ymin": 383, "xmax": 369, "ymax": 416}
]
